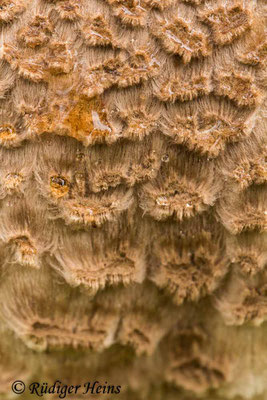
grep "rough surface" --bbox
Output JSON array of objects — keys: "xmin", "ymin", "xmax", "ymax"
[{"xmin": 0, "ymin": 0, "xmax": 266, "ymax": 399}]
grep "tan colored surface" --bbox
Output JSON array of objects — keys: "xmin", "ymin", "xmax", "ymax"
[{"xmin": 0, "ymin": 0, "xmax": 266, "ymax": 399}]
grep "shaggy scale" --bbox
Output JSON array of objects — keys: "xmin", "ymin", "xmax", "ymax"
[{"xmin": 0, "ymin": 0, "xmax": 266, "ymax": 399}]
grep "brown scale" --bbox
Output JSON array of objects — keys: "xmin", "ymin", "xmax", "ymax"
[
  {"xmin": 237, "ymin": 28, "xmax": 267, "ymax": 67},
  {"xmin": 53, "ymin": 0, "xmax": 81, "ymax": 21},
  {"xmin": 83, "ymin": 51, "xmax": 159, "ymax": 98},
  {"xmin": 62, "ymin": 199, "xmax": 113, "ymax": 226},
  {"xmin": 56, "ymin": 186, "xmax": 134, "ymax": 228},
  {"xmin": 13, "ymin": 236, "xmax": 37, "ymax": 258},
  {"xmin": 25, "ymin": 312, "xmax": 118, "ymax": 350},
  {"xmin": 79, "ymin": 16, "xmax": 115, "ymax": 47},
  {"xmin": 231, "ymin": 158, "xmax": 267, "ymax": 188},
  {"xmin": 45, "ymin": 42, "xmax": 73, "ymax": 75},
  {"xmin": 154, "ymin": 18, "xmax": 210, "ymax": 63},
  {"xmin": 3, "ymin": 172, "xmax": 24, "ymax": 192},
  {"xmin": 8, "ymin": 235, "xmax": 39, "ymax": 268},
  {"xmin": 194, "ymin": 113, "xmax": 247, "ymax": 156},
  {"xmin": 157, "ymin": 74, "xmax": 211, "ymax": 102},
  {"xmin": 140, "ymin": 181, "xmax": 210, "ymax": 222},
  {"xmin": 216, "ymin": 273, "xmax": 267, "ymax": 326},
  {"xmin": 239, "ymin": 42, "xmax": 267, "ymax": 66},
  {"xmin": 237, "ymin": 255, "xmax": 263, "ymax": 276},
  {"xmin": 167, "ymin": 356, "xmax": 227, "ymax": 392},
  {"xmin": 150, "ymin": 237, "xmax": 227, "ymax": 305},
  {"xmin": 92, "ymin": 172, "xmax": 123, "ymax": 192},
  {"xmin": 218, "ymin": 186, "xmax": 267, "ymax": 234},
  {"xmin": 200, "ymin": 4, "xmax": 252, "ymax": 45},
  {"xmin": 0, "ymin": 0, "xmax": 25, "ymax": 23},
  {"xmin": 163, "ymin": 113, "xmax": 245, "ymax": 157},
  {"xmin": 183, "ymin": 0, "xmax": 204, "ymax": 5},
  {"xmin": 117, "ymin": 312, "xmax": 165, "ymax": 356},
  {"xmin": 82, "ymin": 59, "xmax": 121, "ymax": 98},
  {"xmin": 118, "ymin": 49, "xmax": 160, "ymax": 87},
  {"xmin": 213, "ymin": 72, "xmax": 261, "ymax": 107},
  {"xmin": 145, "ymin": 0, "xmax": 175, "ymax": 9},
  {"xmin": 0, "ymin": 125, "xmax": 17, "ymax": 144},
  {"xmin": 165, "ymin": 327, "xmax": 229, "ymax": 392},
  {"xmin": 18, "ymin": 55, "xmax": 46, "ymax": 82},
  {"xmin": 119, "ymin": 108, "xmax": 158, "ymax": 140},
  {"xmin": 108, "ymin": 0, "xmax": 173, "ymax": 13},
  {"xmin": 17, "ymin": 15, "xmax": 53, "ymax": 48},
  {"xmin": 2, "ymin": 40, "xmax": 73, "ymax": 82},
  {"xmin": 108, "ymin": 0, "xmax": 149, "ymax": 27}
]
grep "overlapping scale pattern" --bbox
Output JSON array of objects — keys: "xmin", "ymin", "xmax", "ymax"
[{"xmin": 0, "ymin": 0, "xmax": 266, "ymax": 399}]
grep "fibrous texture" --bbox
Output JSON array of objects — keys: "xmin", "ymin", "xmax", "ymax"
[{"xmin": 0, "ymin": 0, "xmax": 266, "ymax": 399}]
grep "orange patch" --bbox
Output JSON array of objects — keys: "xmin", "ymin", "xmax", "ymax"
[
  {"xmin": 0, "ymin": 125, "xmax": 17, "ymax": 141},
  {"xmin": 50, "ymin": 175, "xmax": 70, "ymax": 198},
  {"xmin": 64, "ymin": 96, "xmax": 112, "ymax": 139},
  {"xmin": 32, "ymin": 94, "xmax": 112, "ymax": 142}
]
